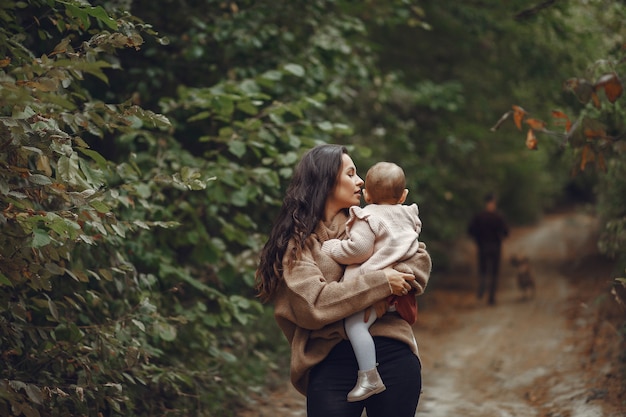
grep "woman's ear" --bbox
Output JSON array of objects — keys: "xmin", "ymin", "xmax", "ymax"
[{"xmin": 398, "ymin": 189, "xmax": 409, "ymax": 204}]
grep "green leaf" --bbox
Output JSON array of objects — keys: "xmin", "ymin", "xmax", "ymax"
[
  {"xmin": 57, "ymin": 154, "xmax": 90, "ymax": 189},
  {"xmin": 260, "ymin": 69, "xmax": 282, "ymax": 81},
  {"xmin": 99, "ymin": 269, "xmax": 113, "ymax": 281},
  {"xmin": 0, "ymin": 272, "xmax": 13, "ymax": 287},
  {"xmin": 239, "ymin": 79, "xmax": 259, "ymax": 94},
  {"xmin": 84, "ymin": 5, "xmax": 118, "ymax": 30},
  {"xmin": 188, "ymin": 110, "xmax": 211, "ymax": 122},
  {"xmin": 66, "ymin": 4, "xmax": 91, "ymax": 30},
  {"xmin": 212, "ymin": 95, "xmax": 235, "ymax": 118},
  {"xmin": 47, "ymin": 216, "xmax": 81, "ymax": 239},
  {"xmin": 31, "ymin": 229, "xmax": 51, "ymax": 248},
  {"xmin": 106, "ymin": 397, "xmax": 122, "ymax": 413},
  {"xmin": 45, "ymin": 262, "xmax": 65, "ymax": 275},
  {"xmin": 64, "ymin": 269, "xmax": 80, "ymax": 282},
  {"xmin": 132, "ymin": 319, "xmax": 146, "ymax": 332},
  {"xmin": 111, "ymin": 223, "xmax": 126, "ymax": 237},
  {"xmin": 77, "ymin": 148, "xmax": 108, "ymax": 170},
  {"xmin": 126, "ymin": 106, "xmax": 171, "ymax": 129},
  {"xmin": 155, "ymin": 322, "xmax": 177, "ymax": 341},
  {"xmin": 228, "ymin": 141, "xmax": 246, "ymax": 158},
  {"xmin": 25, "ymin": 383, "xmax": 43, "ymax": 405},
  {"xmin": 333, "ymin": 123, "xmax": 353, "ymax": 134},
  {"xmin": 283, "ymin": 63, "xmax": 305, "ymax": 77},
  {"xmin": 237, "ymin": 100, "xmax": 258, "ymax": 116},
  {"xmin": 28, "ymin": 174, "xmax": 52, "ymax": 186},
  {"xmin": 53, "ymin": 59, "xmax": 111, "ymax": 84},
  {"xmin": 317, "ymin": 121, "xmax": 333, "ymax": 131},
  {"xmin": 45, "ymin": 294, "xmax": 59, "ymax": 321},
  {"xmin": 89, "ymin": 200, "xmax": 110, "ymax": 214},
  {"xmin": 219, "ymin": 350, "xmax": 237, "ymax": 363}
]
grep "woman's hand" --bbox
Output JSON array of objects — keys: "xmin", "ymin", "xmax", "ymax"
[
  {"xmin": 363, "ymin": 268, "xmax": 415, "ymax": 322},
  {"xmin": 384, "ymin": 267, "xmax": 415, "ymax": 296}
]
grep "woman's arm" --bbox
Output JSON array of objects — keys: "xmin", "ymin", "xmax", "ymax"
[
  {"xmin": 393, "ymin": 241, "xmax": 432, "ymax": 295},
  {"xmin": 277, "ymin": 263, "xmax": 416, "ymax": 330},
  {"xmin": 278, "ymin": 262, "xmax": 389, "ymax": 330},
  {"xmin": 275, "ymin": 235, "xmax": 397, "ymax": 331}
]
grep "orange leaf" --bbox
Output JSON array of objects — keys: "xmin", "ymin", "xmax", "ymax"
[
  {"xmin": 0, "ymin": 57, "xmax": 10, "ymax": 68},
  {"xmin": 525, "ymin": 129, "xmax": 538, "ymax": 150},
  {"xmin": 595, "ymin": 73, "xmax": 623, "ymax": 103},
  {"xmin": 580, "ymin": 145, "xmax": 594, "ymax": 171},
  {"xmin": 591, "ymin": 91, "xmax": 601, "ymax": 109},
  {"xmin": 583, "ymin": 128, "xmax": 606, "ymax": 140},
  {"xmin": 525, "ymin": 118, "xmax": 546, "ymax": 130},
  {"xmin": 551, "ymin": 110, "xmax": 572, "ymax": 132},
  {"xmin": 512, "ymin": 105, "xmax": 527, "ymax": 130}
]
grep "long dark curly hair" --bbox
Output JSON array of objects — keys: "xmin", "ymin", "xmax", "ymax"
[{"xmin": 255, "ymin": 144, "xmax": 348, "ymax": 302}]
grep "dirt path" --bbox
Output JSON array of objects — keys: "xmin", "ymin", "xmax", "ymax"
[{"xmin": 239, "ymin": 212, "xmax": 625, "ymax": 416}]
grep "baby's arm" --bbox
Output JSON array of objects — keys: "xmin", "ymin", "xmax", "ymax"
[
  {"xmin": 409, "ymin": 203, "xmax": 422, "ymax": 236},
  {"xmin": 321, "ymin": 220, "xmax": 376, "ymax": 265}
]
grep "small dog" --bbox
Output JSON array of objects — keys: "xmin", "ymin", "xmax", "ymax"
[{"xmin": 510, "ymin": 255, "xmax": 536, "ymax": 299}]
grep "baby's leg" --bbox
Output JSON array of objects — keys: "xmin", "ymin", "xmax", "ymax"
[
  {"xmin": 345, "ymin": 308, "xmax": 377, "ymax": 371},
  {"xmin": 345, "ymin": 309, "xmax": 385, "ymax": 402}
]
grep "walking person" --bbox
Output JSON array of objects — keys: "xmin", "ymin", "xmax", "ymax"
[
  {"xmin": 467, "ymin": 192, "xmax": 509, "ymax": 305},
  {"xmin": 321, "ymin": 161, "xmax": 424, "ymax": 402},
  {"xmin": 255, "ymin": 145, "xmax": 432, "ymax": 417}
]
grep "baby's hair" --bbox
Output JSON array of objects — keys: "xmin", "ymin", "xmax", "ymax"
[{"xmin": 365, "ymin": 162, "xmax": 406, "ymax": 204}]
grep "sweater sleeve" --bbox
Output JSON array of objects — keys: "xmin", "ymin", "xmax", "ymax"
[
  {"xmin": 392, "ymin": 241, "xmax": 432, "ymax": 295},
  {"xmin": 277, "ymin": 242, "xmax": 392, "ymax": 331},
  {"xmin": 320, "ymin": 218, "xmax": 376, "ymax": 265}
]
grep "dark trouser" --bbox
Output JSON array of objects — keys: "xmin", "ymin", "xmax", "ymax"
[
  {"xmin": 477, "ymin": 243, "xmax": 501, "ymax": 304},
  {"xmin": 306, "ymin": 337, "xmax": 422, "ymax": 417}
]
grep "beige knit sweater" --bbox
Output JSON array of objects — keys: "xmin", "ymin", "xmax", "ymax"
[{"xmin": 272, "ymin": 211, "xmax": 432, "ymax": 395}]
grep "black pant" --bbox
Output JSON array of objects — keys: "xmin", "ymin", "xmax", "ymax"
[
  {"xmin": 477, "ymin": 243, "xmax": 501, "ymax": 304},
  {"xmin": 306, "ymin": 337, "xmax": 422, "ymax": 417}
]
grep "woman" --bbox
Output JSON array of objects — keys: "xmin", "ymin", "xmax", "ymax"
[{"xmin": 255, "ymin": 144, "xmax": 432, "ymax": 417}]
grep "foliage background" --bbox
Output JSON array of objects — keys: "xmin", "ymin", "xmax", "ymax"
[{"xmin": 1, "ymin": 1, "xmax": 624, "ymax": 416}]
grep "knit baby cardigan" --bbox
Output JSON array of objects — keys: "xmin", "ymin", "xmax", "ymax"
[
  {"xmin": 321, "ymin": 203, "xmax": 422, "ymax": 282},
  {"xmin": 272, "ymin": 211, "xmax": 432, "ymax": 395}
]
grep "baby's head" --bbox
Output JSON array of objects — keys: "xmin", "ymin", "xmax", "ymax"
[{"xmin": 364, "ymin": 162, "xmax": 408, "ymax": 205}]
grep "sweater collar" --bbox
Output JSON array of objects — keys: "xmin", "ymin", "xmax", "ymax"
[{"xmin": 316, "ymin": 211, "xmax": 349, "ymax": 241}]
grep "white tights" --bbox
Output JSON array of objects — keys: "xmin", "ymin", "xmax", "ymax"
[{"xmin": 344, "ymin": 308, "xmax": 377, "ymax": 371}]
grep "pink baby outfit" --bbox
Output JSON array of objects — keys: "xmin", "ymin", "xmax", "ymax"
[{"xmin": 322, "ymin": 203, "xmax": 422, "ymax": 323}]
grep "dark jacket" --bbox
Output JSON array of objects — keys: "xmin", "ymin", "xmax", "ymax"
[{"xmin": 467, "ymin": 210, "xmax": 509, "ymax": 249}]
